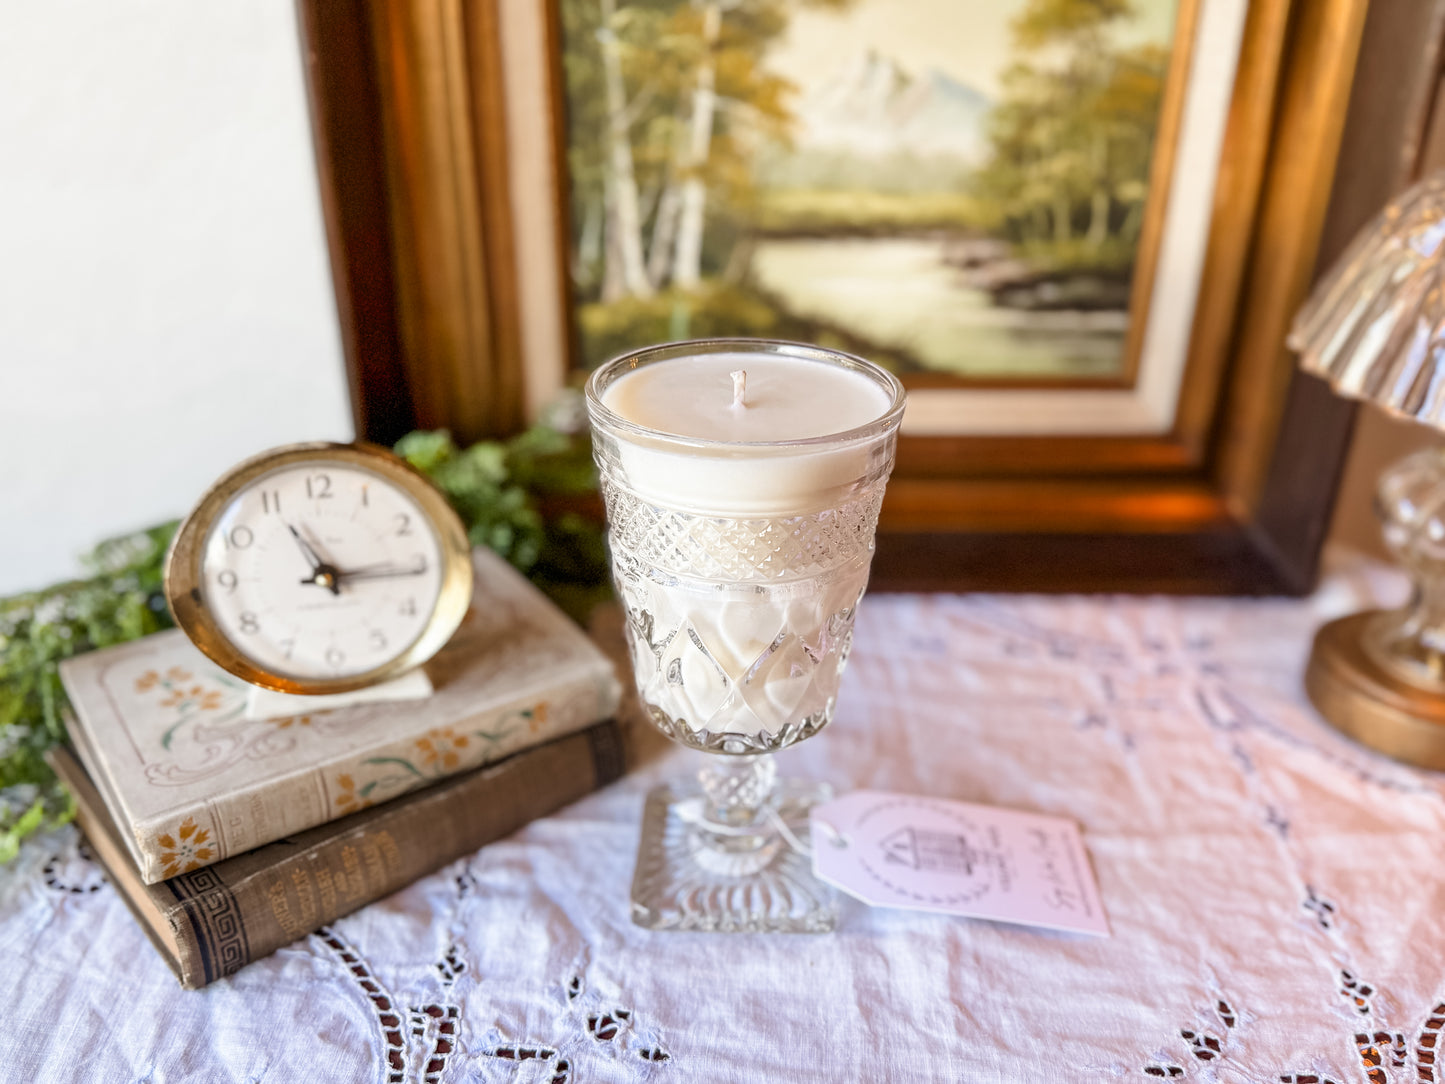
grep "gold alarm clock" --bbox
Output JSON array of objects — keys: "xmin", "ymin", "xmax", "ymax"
[{"xmin": 164, "ymin": 442, "xmax": 472, "ymax": 695}]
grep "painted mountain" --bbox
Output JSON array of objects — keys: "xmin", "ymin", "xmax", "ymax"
[{"xmin": 758, "ymin": 51, "xmax": 990, "ymax": 191}]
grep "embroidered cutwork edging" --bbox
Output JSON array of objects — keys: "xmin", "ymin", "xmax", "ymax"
[
  {"xmin": 1138, "ymin": 993, "xmax": 1403, "ymax": 1082},
  {"xmin": 42, "ymin": 838, "xmax": 106, "ymax": 895},
  {"xmin": 1355, "ymin": 1030, "xmax": 1408, "ymax": 1083},
  {"xmin": 1303, "ymin": 886, "xmax": 1336, "ymax": 930},
  {"xmin": 1284, "ymin": 885, "xmax": 1445, "ymax": 1084},
  {"xmin": 563, "ymin": 971, "xmax": 671, "ymax": 1067},
  {"xmin": 476, "ymin": 971, "xmax": 671, "ymax": 1080},
  {"xmin": 1142, "ymin": 997, "xmax": 1237, "ymax": 1077},
  {"xmin": 1417, "ymin": 1002, "xmax": 1445, "ymax": 1082},
  {"xmin": 1281, "ymin": 916, "xmax": 1445, "ymax": 1084},
  {"xmin": 487, "ymin": 1044, "xmax": 570, "ymax": 1084},
  {"xmin": 409, "ymin": 1004, "xmax": 461, "ymax": 1084},
  {"xmin": 315, "ymin": 926, "xmax": 461, "ymax": 1084},
  {"xmin": 434, "ymin": 945, "xmax": 466, "ymax": 987},
  {"xmin": 1341, "ymin": 970, "xmax": 1376, "ymax": 1016}
]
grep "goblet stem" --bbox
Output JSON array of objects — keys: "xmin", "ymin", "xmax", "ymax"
[
  {"xmin": 674, "ymin": 751, "xmax": 824, "ymax": 883},
  {"xmin": 684, "ymin": 755, "xmax": 784, "ymax": 876},
  {"xmin": 697, "ymin": 754, "xmax": 777, "ymax": 828}
]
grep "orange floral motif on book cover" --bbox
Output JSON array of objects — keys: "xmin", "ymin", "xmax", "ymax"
[{"xmin": 155, "ymin": 816, "xmax": 215, "ymax": 878}]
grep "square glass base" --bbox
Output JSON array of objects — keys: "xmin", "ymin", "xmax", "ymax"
[{"xmin": 629, "ymin": 778, "xmax": 838, "ymax": 933}]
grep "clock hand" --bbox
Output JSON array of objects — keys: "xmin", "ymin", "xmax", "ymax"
[
  {"xmin": 334, "ymin": 563, "xmax": 430, "ymax": 583},
  {"xmin": 289, "ymin": 523, "xmax": 342, "ymax": 596},
  {"xmin": 334, "ymin": 559, "xmax": 407, "ymax": 576},
  {"xmin": 286, "ymin": 523, "xmax": 323, "ymax": 571}
]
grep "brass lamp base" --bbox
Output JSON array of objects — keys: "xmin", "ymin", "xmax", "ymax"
[{"xmin": 1304, "ymin": 611, "xmax": 1445, "ymax": 769}]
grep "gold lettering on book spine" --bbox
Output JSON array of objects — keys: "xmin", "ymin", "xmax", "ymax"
[
  {"xmin": 291, "ymin": 868, "xmax": 318, "ymax": 927},
  {"xmin": 268, "ymin": 880, "xmax": 305, "ymax": 941},
  {"xmin": 315, "ymin": 867, "xmax": 338, "ymax": 915},
  {"xmin": 339, "ymin": 845, "xmax": 363, "ymax": 901},
  {"xmin": 376, "ymin": 830, "xmax": 401, "ymax": 875},
  {"xmin": 361, "ymin": 837, "xmax": 387, "ymax": 891}
]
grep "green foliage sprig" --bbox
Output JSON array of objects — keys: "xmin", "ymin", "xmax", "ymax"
[
  {"xmin": 0, "ymin": 421, "xmax": 609, "ymax": 861},
  {"xmin": 0, "ymin": 522, "xmax": 177, "ymax": 861},
  {"xmin": 395, "ymin": 419, "xmax": 611, "ymax": 623}
]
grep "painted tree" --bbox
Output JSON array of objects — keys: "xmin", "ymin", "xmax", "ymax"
[
  {"xmin": 597, "ymin": 0, "xmax": 656, "ymax": 299},
  {"xmin": 1093, "ymin": 42, "xmax": 1169, "ymax": 245},
  {"xmin": 665, "ymin": 0, "xmax": 802, "ymax": 290},
  {"xmin": 973, "ymin": 0, "xmax": 1168, "ymax": 268},
  {"xmin": 560, "ymin": 0, "xmax": 683, "ymax": 300},
  {"xmin": 561, "ymin": 0, "xmax": 845, "ymax": 301},
  {"xmin": 669, "ymin": 1, "xmax": 728, "ymax": 288}
]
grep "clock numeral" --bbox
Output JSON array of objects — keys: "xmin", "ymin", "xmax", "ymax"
[
  {"xmin": 399, "ymin": 597, "xmax": 417, "ymax": 617},
  {"xmin": 325, "ymin": 646, "xmax": 345, "ymax": 668},
  {"xmin": 369, "ymin": 630, "xmax": 388, "ymax": 651},
  {"xmin": 238, "ymin": 612, "xmax": 260, "ymax": 634},
  {"xmin": 307, "ymin": 474, "xmax": 333, "ymax": 500},
  {"xmin": 394, "ymin": 513, "xmax": 414, "ymax": 537},
  {"xmin": 216, "ymin": 570, "xmax": 238, "ymax": 593},
  {"xmin": 279, "ymin": 638, "xmax": 296, "ymax": 660},
  {"xmin": 225, "ymin": 526, "xmax": 254, "ymax": 550},
  {"xmin": 260, "ymin": 490, "xmax": 281, "ymax": 515},
  {"xmin": 360, "ymin": 484, "xmax": 369, "ymax": 508}
]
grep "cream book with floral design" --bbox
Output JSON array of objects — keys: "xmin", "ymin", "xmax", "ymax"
[{"xmin": 58, "ymin": 547, "xmax": 621, "ymax": 884}]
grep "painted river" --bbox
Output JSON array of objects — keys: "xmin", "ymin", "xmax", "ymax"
[{"xmin": 749, "ymin": 237, "xmax": 1128, "ymax": 378}]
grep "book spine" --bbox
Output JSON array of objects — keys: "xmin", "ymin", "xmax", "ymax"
[
  {"xmin": 162, "ymin": 720, "xmax": 626, "ymax": 988},
  {"xmin": 132, "ymin": 664, "xmax": 620, "ymax": 883}
]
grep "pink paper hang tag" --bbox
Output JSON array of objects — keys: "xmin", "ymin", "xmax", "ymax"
[{"xmin": 810, "ymin": 790, "xmax": 1110, "ymax": 937}]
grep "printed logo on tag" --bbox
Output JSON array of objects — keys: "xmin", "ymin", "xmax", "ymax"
[{"xmin": 811, "ymin": 791, "xmax": 1110, "ymax": 936}]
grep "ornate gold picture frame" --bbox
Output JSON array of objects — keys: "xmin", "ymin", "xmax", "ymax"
[{"xmin": 297, "ymin": 0, "xmax": 1438, "ymax": 593}]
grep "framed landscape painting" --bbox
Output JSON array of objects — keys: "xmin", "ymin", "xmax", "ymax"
[
  {"xmin": 557, "ymin": 0, "xmax": 1181, "ymax": 398},
  {"xmin": 300, "ymin": 0, "xmax": 1425, "ymax": 592},
  {"xmin": 528, "ymin": 0, "xmax": 1340, "ymax": 448}
]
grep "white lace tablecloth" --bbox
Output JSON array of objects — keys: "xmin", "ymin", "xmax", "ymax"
[{"xmin": 4, "ymin": 557, "xmax": 1439, "ymax": 1083}]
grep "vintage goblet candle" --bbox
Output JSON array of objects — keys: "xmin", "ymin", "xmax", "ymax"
[{"xmin": 585, "ymin": 339, "xmax": 905, "ymax": 932}]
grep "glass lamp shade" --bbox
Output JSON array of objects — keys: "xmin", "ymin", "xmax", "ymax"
[
  {"xmin": 1289, "ymin": 171, "xmax": 1445, "ymax": 427},
  {"xmin": 1292, "ymin": 171, "xmax": 1445, "ymax": 768}
]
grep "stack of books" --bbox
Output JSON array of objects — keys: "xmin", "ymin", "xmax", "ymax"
[{"xmin": 51, "ymin": 547, "xmax": 625, "ymax": 989}]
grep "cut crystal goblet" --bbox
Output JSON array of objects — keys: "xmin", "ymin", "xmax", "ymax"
[{"xmin": 585, "ymin": 339, "xmax": 905, "ymax": 933}]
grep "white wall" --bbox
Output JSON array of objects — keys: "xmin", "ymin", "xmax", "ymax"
[{"xmin": 0, "ymin": 0, "xmax": 352, "ymax": 595}]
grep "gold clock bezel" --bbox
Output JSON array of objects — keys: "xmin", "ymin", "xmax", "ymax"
[{"xmin": 163, "ymin": 441, "xmax": 474, "ymax": 695}]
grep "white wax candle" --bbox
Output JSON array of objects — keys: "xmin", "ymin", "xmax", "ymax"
[
  {"xmin": 592, "ymin": 347, "xmax": 903, "ymax": 745},
  {"xmin": 600, "ymin": 353, "xmax": 894, "ymax": 516}
]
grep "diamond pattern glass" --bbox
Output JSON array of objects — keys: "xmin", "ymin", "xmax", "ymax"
[
  {"xmin": 585, "ymin": 339, "xmax": 904, "ymax": 933},
  {"xmin": 604, "ymin": 479, "xmax": 881, "ymax": 754}
]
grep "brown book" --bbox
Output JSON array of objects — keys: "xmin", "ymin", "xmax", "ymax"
[{"xmin": 48, "ymin": 719, "xmax": 627, "ymax": 989}]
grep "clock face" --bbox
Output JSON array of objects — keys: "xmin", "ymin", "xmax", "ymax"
[
  {"xmin": 199, "ymin": 462, "xmax": 446, "ymax": 681},
  {"xmin": 165, "ymin": 442, "xmax": 473, "ymax": 694}
]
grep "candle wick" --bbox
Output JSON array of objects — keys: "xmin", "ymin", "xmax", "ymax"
[{"xmin": 731, "ymin": 369, "xmax": 747, "ymax": 409}]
